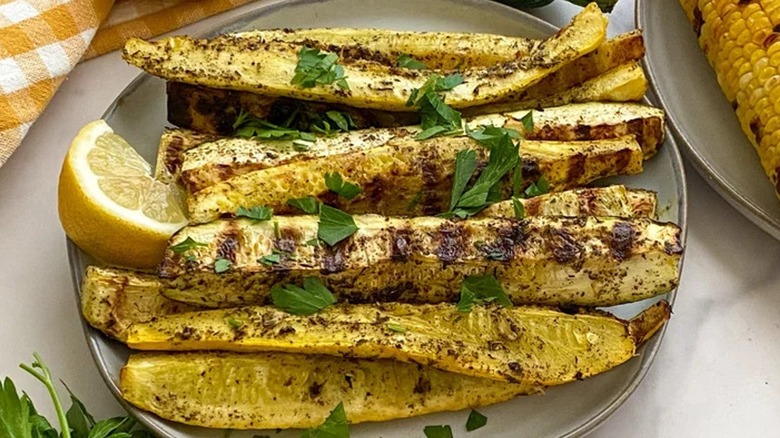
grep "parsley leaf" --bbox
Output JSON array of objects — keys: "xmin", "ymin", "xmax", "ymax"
[
  {"xmin": 259, "ymin": 253, "xmax": 282, "ymax": 265},
  {"xmin": 386, "ymin": 323, "xmax": 407, "ymax": 333},
  {"xmin": 226, "ymin": 317, "xmax": 243, "ymax": 329},
  {"xmin": 466, "ymin": 125, "xmax": 520, "ymax": 149},
  {"xmin": 423, "ymin": 425, "xmax": 453, "ymax": 438},
  {"xmin": 456, "ymin": 275, "xmax": 512, "ymax": 313},
  {"xmin": 466, "ymin": 409, "xmax": 488, "ymax": 431},
  {"xmin": 518, "ymin": 110, "xmax": 534, "ymax": 133},
  {"xmin": 291, "ymin": 46, "xmax": 349, "ymax": 91},
  {"xmin": 0, "ymin": 377, "xmax": 32, "ymax": 438},
  {"xmin": 236, "ymin": 205, "xmax": 273, "ymax": 222},
  {"xmin": 318, "ymin": 205, "xmax": 359, "ymax": 246},
  {"xmin": 512, "ymin": 197, "xmax": 525, "ymax": 219},
  {"xmin": 397, "ymin": 54, "xmax": 428, "ymax": 70},
  {"xmin": 234, "ymin": 116, "xmax": 302, "ymax": 140},
  {"xmin": 214, "ymin": 258, "xmax": 232, "ymax": 274},
  {"xmin": 407, "ymin": 74, "xmax": 465, "ymax": 140},
  {"xmin": 271, "ymin": 277, "xmax": 336, "ymax": 316},
  {"xmin": 300, "ymin": 401, "xmax": 349, "ymax": 438},
  {"xmin": 325, "ymin": 172, "xmax": 362, "ymax": 200},
  {"xmin": 524, "ymin": 176, "xmax": 549, "ymax": 198},
  {"xmin": 170, "ymin": 237, "xmax": 207, "ymax": 254},
  {"xmin": 449, "ymin": 149, "xmax": 478, "ymax": 212},
  {"xmin": 287, "ymin": 197, "xmax": 321, "ymax": 214},
  {"xmin": 324, "ymin": 111, "xmax": 354, "ymax": 132},
  {"xmin": 448, "ymin": 133, "xmax": 519, "ymax": 217}
]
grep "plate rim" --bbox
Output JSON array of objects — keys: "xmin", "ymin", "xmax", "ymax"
[
  {"xmin": 635, "ymin": 0, "xmax": 780, "ymax": 240},
  {"xmin": 72, "ymin": 1, "xmax": 689, "ymax": 436}
]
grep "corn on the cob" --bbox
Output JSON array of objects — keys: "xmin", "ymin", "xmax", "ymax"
[
  {"xmin": 120, "ymin": 351, "xmax": 539, "ymax": 429},
  {"xmin": 681, "ymin": 0, "xmax": 780, "ymax": 197},
  {"xmin": 158, "ymin": 215, "xmax": 682, "ymax": 308},
  {"xmin": 125, "ymin": 301, "xmax": 672, "ymax": 385}
]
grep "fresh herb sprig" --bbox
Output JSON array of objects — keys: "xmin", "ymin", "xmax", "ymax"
[
  {"xmin": 236, "ymin": 205, "xmax": 273, "ymax": 222},
  {"xmin": 170, "ymin": 236, "xmax": 207, "ymax": 254},
  {"xmin": 1, "ymin": 354, "xmax": 151, "ymax": 438},
  {"xmin": 287, "ymin": 196, "xmax": 321, "ymax": 214},
  {"xmin": 300, "ymin": 402, "xmax": 349, "ymax": 437},
  {"xmin": 325, "ymin": 172, "xmax": 362, "ymax": 200},
  {"xmin": 456, "ymin": 275, "xmax": 512, "ymax": 313},
  {"xmin": 445, "ymin": 131, "xmax": 520, "ymax": 218},
  {"xmin": 397, "ymin": 54, "xmax": 428, "ymax": 70},
  {"xmin": 292, "ymin": 46, "xmax": 349, "ymax": 90},
  {"xmin": 271, "ymin": 277, "xmax": 336, "ymax": 316},
  {"xmin": 406, "ymin": 74, "xmax": 465, "ymax": 140},
  {"xmin": 318, "ymin": 205, "xmax": 359, "ymax": 246}
]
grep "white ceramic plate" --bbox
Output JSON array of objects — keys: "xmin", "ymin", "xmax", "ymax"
[
  {"xmin": 69, "ymin": 1, "xmax": 687, "ymax": 436},
  {"xmin": 637, "ymin": 0, "xmax": 780, "ymax": 239}
]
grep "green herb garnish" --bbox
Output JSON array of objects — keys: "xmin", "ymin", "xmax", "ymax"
[
  {"xmin": 170, "ymin": 236, "xmax": 207, "ymax": 254},
  {"xmin": 259, "ymin": 253, "xmax": 282, "ymax": 265},
  {"xmin": 517, "ymin": 110, "xmax": 534, "ymax": 133},
  {"xmin": 407, "ymin": 74, "xmax": 465, "ymax": 140},
  {"xmin": 234, "ymin": 116, "xmax": 302, "ymax": 140},
  {"xmin": 466, "ymin": 409, "xmax": 488, "ymax": 431},
  {"xmin": 318, "ymin": 205, "xmax": 359, "ymax": 246},
  {"xmin": 292, "ymin": 46, "xmax": 349, "ymax": 90},
  {"xmin": 423, "ymin": 425, "xmax": 453, "ymax": 438},
  {"xmin": 325, "ymin": 172, "xmax": 363, "ymax": 200},
  {"xmin": 287, "ymin": 197, "xmax": 321, "ymax": 214},
  {"xmin": 214, "ymin": 258, "xmax": 232, "ymax": 274},
  {"xmin": 397, "ymin": 54, "xmax": 428, "ymax": 70},
  {"xmin": 524, "ymin": 176, "xmax": 549, "ymax": 198},
  {"xmin": 2, "ymin": 354, "xmax": 151, "ymax": 438},
  {"xmin": 387, "ymin": 323, "xmax": 407, "ymax": 333},
  {"xmin": 446, "ymin": 133, "xmax": 520, "ymax": 218},
  {"xmin": 300, "ymin": 401, "xmax": 349, "ymax": 438},
  {"xmin": 456, "ymin": 275, "xmax": 512, "ymax": 313},
  {"xmin": 466, "ymin": 125, "xmax": 520, "ymax": 149},
  {"xmin": 236, "ymin": 205, "xmax": 273, "ymax": 222},
  {"xmin": 226, "ymin": 317, "xmax": 244, "ymax": 329},
  {"xmin": 271, "ymin": 277, "xmax": 336, "ymax": 316},
  {"xmin": 512, "ymin": 197, "xmax": 525, "ymax": 219}
]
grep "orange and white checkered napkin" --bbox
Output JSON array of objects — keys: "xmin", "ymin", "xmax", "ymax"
[{"xmin": 0, "ymin": 0, "xmax": 254, "ymax": 167}]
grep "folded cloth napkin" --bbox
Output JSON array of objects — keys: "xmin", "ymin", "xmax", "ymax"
[{"xmin": 0, "ymin": 0, "xmax": 254, "ymax": 167}]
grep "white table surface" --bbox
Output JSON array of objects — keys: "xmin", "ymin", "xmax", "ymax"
[{"xmin": 1, "ymin": 1, "xmax": 779, "ymax": 436}]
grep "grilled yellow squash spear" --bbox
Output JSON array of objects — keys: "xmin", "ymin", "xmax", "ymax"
[
  {"xmin": 123, "ymin": 4, "xmax": 607, "ymax": 111},
  {"xmin": 680, "ymin": 0, "xmax": 780, "ymax": 197},
  {"xmin": 165, "ymin": 31, "xmax": 645, "ymax": 134},
  {"xmin": 120, "ymin": 351, "xmax": 539, "ymax": 429},
  {"xmin": 184, "ymin": 135, "xmax": 643, "ymax": 222},
  {"xmin": 81, "ymin": 185, "xmax": 659, "ymax": 341},
  {"xmin": 158, "ymin": 215, "xmax": 681, "ymax": 308},
  {"xmin": 125, "ymin": 301, "xmax": 671, "ymax": 385},
  {"xmin": 163, "ymin": 102, "xmax": 661, "ymax": 194}
]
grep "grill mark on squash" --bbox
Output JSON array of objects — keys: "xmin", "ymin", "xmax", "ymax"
[
  {"xmin": 566, "ymin": 153, "xmax": 587, "ymax": 184},
  {"xmin": 546, "ymin": 227, "xmax": 584, "ymax": 265},
  {"xmin": 610, "ymin": 221, "xmax": 634, "ymax": 261},
  {"xmin": 437, "ymin": 223, "xmax": 468, "ymax": 264},
  {"xmin": 216, "ymin": 223, "xmax": 240, "ymax": 263},
  {"xmin": 389, "ymin": 228, "xmax": 413, "ymax": 261},
  {"xmin": 614, "ymin": 148, "xmax": 633, "ymax": 173}
]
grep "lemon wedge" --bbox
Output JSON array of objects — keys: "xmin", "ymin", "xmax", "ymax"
[{"xmin": 58, "ymin": 120, "xmax": 187, "ymax": 269}]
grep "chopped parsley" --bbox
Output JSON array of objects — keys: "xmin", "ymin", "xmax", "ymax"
[
  {"xmin": 226, "ymin": 317, "xmax": 243, "ymax": 329},
  {"xmin": 512, "ymin": 197, "xmax": 525, "ymax": 219},
  {"xmin": 291, "ymin": 46, "xmax": 349, "ymax": 91},
  {"xmin": 300, "ymin": 401, "xmax": 349, "ymax": 438},
  {"xmin": 524, "ymin": 176, "xmax": 550, "ymax": 198},
  {"xmin": 318, "ymin": 205, "xmax": 359, "ymax": 246},
  {"xmin": 466, "ymin": 409, "xmax": 488, "ymax": 431},
  {"xmin": 170, "ymin": 236, "xmax": 207, "ymax": 254},
  {"xmin": 271, "ymin": 277, "xmax": 336, "ymax": 316},
  {"xmin": 445, "ymin": 132, "xmax": 520, "ymax": 218},
  {"xmin": 325, "ymin": 172, "xmax": 363, "ymax": 200},
  {"xmin": 406, "ymin": 74, "xmax": 465, "ymax": 140},
  {"xmin": 423, "ymin": 425, "xmax": 453, "ymax": 438},
  {"xmin": 236, "ymin": 205, "xmax": 273, "ymax": 222},
  {"xmin": 517, "ymin": 110, "xmax": 534, "ymax": 133},
  {"xmin": 214, "ymin": 258, "xmax": 232, "ymax": 274},
  {"xmin": 386, "ymin": 323, "xmax": 407, "ymax": 333},
  {"xmin": 456, "ymin": 275, "xmax": 512, "ymax": 313},
  {"xmin": 397, "ymin": 54, "xmax": 428, "ymax": 70},
  {"xmin": 287, "ymin": 196, "xmax": 321, "ymax": 214}
]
